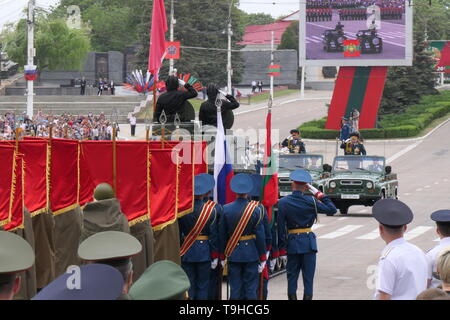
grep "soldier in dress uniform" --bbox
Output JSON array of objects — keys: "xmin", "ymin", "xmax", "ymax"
[
  {"xmin": 340, "ymin": 132, "xmax": 366, "ymax": 155},
  {"xmin": 277, "ymin": 169, "xmax": 337, "ymax": 300},
  {"xmin": 129, "ymin": 260, "xmax": 190, "ymax": 300},
  {"xmin": 0, "ymin": 231, "xmax": 35, "ymax": 300},
  {"xmin": 32, "ymin": 264, "xmax": 124, "ymax": 300},
  {"xmin": 281, "ymin": 129, "xmax": 306, "ymax": 154},
  {"xmin": 178, "ymin": 173, "xmax": 220, "ymax": 300},
  {"xmin": 426, "ymin": 210, "xmax": 450, "ymax": 288},
  {"xmin": 78, "ymin": 231, "xmax": 143, "ymax": 300},
  {"xmin": 250, "ymin": 174, "xmax": 274, "ymax": 300},
  {"xmin": 218, "ymin": 174, "xmax": 267, "ymax": 300},
  {"xmin": 372, "ymin": 199, "xmax": 428, "ymax": 300}
]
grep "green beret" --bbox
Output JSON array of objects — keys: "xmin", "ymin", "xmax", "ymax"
[
  {"xmin": 93, "ymin": 183, "xmax": 115, "ymax": 201},
  {"xmin": 78, "ymin": 231, "xmax": 142, "ymax": 262},
  {"xmin": 129, "ymin": 260, "xmax": 190, "ymax": 300},
  {"xmin": 0, "ymin": 231, "xmax": 35, "ymax": 274}
]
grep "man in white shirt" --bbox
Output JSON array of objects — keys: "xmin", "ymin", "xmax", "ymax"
[
  {"xmin": 426, "ymin": 210, "xmax": 450, "ymax": 288},
  {"xmin": 372, "ymin": 199, "xmax": 428, "ymax": 300},
  {"xmin": 129, "ymin": 115, "xmax": 137, "ymax": 137}
]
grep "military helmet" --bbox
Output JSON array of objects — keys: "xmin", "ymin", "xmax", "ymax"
[
  {"xmin": 206, "ymin": 83, "xmax": 219, "ymax": 100},
  {"xmin": 93, "ymin": 183, "xmax": 115, "ymax": 201},
  {"xmin": 165, "ymin": 76, "xmax": 179, "ymax": 91}
]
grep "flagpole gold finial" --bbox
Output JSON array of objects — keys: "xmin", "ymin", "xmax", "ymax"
[{"xmin": 215, "ymin": 95, "xmax": 222, "ymax": 113}]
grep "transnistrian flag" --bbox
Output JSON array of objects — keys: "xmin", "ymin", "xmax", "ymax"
[
  {"xmin": 148, "ymin": 0, "xmax": 168, "ymax": 79},
  {"xmin": 213, "ymin": 105, "xmax": 234, "ymax": 205},
  {"xmin": 344, "ymin": 40, "xmax": 361, "ymax": 57},
  {"xmin": 267, "ymin": 64, "xmax": 281, "ymax": 77},
  {"xmin": 260, "ymin": 110, "xmax": 278, "ymax": 223}
]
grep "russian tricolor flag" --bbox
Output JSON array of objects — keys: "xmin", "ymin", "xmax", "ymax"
[{"xmin": 213, "ymin": 104, "xmax": 234, "ymax": 205}]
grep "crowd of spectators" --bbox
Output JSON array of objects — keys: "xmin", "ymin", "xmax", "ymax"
[{"xmin": 0, "ymin": 110, "xmax": 117, "ymax": 141}]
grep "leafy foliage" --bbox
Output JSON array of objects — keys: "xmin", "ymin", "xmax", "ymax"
[{"xmin": 2, "ymin": 14, "xmax": 90, "ymax": 71}]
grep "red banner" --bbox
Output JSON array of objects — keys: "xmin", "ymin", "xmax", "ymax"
[
  {"xmin": 165, "ymin": 41, "xmax": 181, "ymax": 60},
  {"xmin": 4, "ymin": 154, "xmax": 24, "ymax": 231},
  {"xmin": 117, "ymin": 142, "xmax": 150, "ymax": 224},
  {"xmin": 18, "ymin": 140, "xmax": 48, "ymax": 216},
  {"xmin": 149, "ymin": 149, "xmax": 178, "ymax": 230},
  {"xmin": 50, "ymin": 139, "xmax": 79, "ymax": 215},
  {"xmin": 0, "ymin": 145, "xmax": 16, "ymax": 227}
]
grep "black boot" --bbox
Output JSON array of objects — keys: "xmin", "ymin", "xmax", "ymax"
[
  {"xmin": 303, "ymin": 294, "xmax": 313, "ymax": 300},
  {"xmin": 288, "ymin": 294, "xmax": 297, "ymax": 300}
]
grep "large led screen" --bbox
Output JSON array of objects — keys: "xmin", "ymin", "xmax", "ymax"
[{"xmin": 299, "ymin": 0, "xmax": 413, "ymax": 66}]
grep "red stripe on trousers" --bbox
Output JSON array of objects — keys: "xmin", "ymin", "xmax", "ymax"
[
  {"xmin": 359, "ymin": 67, "xmax": 388, "ymax": 129},
  {"xmin": 325, "ymin": 67, "xmax": 357, "ymax": 130}
]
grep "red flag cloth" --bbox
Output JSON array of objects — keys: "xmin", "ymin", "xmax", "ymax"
[
  {"xmin": 50, "ymin": 139, "xmax": 79, "ymax": 215},
  {"xmin": 0, "ymin": 145, "xmax": 16, "ymax": 227},
  {"xmin": 78, "ymin": 141, "xmax": 96, "ymax": 207},
  {"xmin": 4, "ymin": 154, "xmax": 24, "ymax": 231},
  {"xmin": 165, "ymin": 41, "xmax": 181, "ymax": 59},
  {"xmin": 149, "ymin": 149, "xmax": 178, "ymax": 230},
  {"xmin": 116, "ymin": 142, "xmax": 150, "ymax": 225},
  {"xmin": 261, "ymin": 111, "xmax": 279, "ymax": 223},
  {"xmin": 18, "ymin": 140, "xmax": 48, "ymax": 216},
  {"xmin": 193, "ymin": 141, "xmax": 208, "ymax": 175},
  {"xmin": 148, "ymin": 0, "xmax": 168, "ymax": 78}
]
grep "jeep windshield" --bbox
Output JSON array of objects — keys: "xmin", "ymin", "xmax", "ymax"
[
  {"xmin": 333, "ymin": 156, "xmax": 385, "ymax": 173},
  {"xmin": 279, "ymin": 155, "xmax": 323, "ymax": 171}
]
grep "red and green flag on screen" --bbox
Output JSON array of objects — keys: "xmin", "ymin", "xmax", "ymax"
[
  {"xmin": 267, "ymin": 65, "xmax": 281, "ymax": 77},
  {"xmin": 260, "ymin": 109, "xmax": 278, "ymax": 223}
]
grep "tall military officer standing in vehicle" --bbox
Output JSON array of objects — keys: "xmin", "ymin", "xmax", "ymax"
[
  {"xmin": 218, "ymin": 174, "xmax": 267, "ymax": 300},
  {"xmin": 178, "ymin": 174, "xmax": 220, "ymax": 300},
  {"xmin": 281, "ymin": 129, "xmax": 306, "ymax": 154},
  {"xmin": 277, "ymin": 169, "xmax": 337, "ymax": 300}
]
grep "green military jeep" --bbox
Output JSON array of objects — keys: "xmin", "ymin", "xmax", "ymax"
[
  {"xmin": 323, "ymin": 155, "xmax": 398, "ymax": 214},
  {"xmin": 278, "ymin": 153, "xmax": 330, "ymax": 198}
]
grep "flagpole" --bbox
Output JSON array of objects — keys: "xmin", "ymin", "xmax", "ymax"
[
  {"xmin": 112, "ymin": 123, "xmax": 117, "ymax": 194},
  {"xmin": 270, "ymin": 31, "xmax": 274, "ymax": 103}
]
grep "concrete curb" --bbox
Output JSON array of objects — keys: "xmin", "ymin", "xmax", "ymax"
[{"xmin": 302, "ymin": 116, "xmax": 450, "ymax": 144}]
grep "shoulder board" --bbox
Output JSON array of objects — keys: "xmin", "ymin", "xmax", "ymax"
[{"xmin": 381, "ymin": 247, "xmax": 394, "ymax": 259}]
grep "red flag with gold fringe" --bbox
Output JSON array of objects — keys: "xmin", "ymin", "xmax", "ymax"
[
  {"xmin": 116, "ymin": 142, "xmax": 150, "ymax": 225},
  {"xmin": 18, "ymin": 140, "xmax": 48, "ymax": 216},
  {"xmin": 0, "ymin": 145, "xmax": 16, "ymax": 227},
  {"xmin": 50, "ymin": 139, "xmax": 79, "ymax": 215},
  {"xmin": 4, "ymin": 154, "xmax": 24, "ymax": 231},
  {"xmin": 149, "ymin": 149, "xmax": 178, "ymax": 230}
]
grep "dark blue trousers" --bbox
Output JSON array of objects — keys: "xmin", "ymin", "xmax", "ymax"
[
  {"xmin": 208, "ymin": 267, "xmax": 221, "ymax": 300},
  {"xmin": 182, "ymin": 261, "xmax": 211, "ymax": 300},
  {"xmin": 228, "ymin": 261, "xmax": 258, "ymax": 300},
  {"xmin": 286, "ymin": 252, "xmax": 316, "ymax": 296}
]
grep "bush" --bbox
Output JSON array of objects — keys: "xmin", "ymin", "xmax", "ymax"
[
  {"xmin": 384, "ymin": 125, "xmax": 420, "ymax": 138},
  {"xmin": 300, "ymin": 128, "xmax": 339, "ymax": 139},
  {"xmin": 359, "ymin": 129, "xmax": 385, "ymax": 139}
]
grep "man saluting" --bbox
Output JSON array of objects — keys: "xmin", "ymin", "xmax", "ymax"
[{"xmin": 277, "ymin": 169, "xmax": 337, "ymax": 300}]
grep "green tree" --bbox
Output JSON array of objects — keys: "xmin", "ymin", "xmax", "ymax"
[
  {"xmin": 240, "ymin": 12, "xmax": 274, "ymax": 27},
  {"xmin": 379, "ymin": 31, "xmax": 438, "ymax": 116},
  {"xmin": 278, "ymin": 20, "xmax": 298, "ymax": 51},
  {"xmin": 2, "ymin": 16, "xmax": 90, "ymax": 71}
]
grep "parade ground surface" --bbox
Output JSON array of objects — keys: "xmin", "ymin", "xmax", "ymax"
[
  {"xmin": 306, "ymin": 14, "xmax": 406, "ymax": 61},
  {"xmin": 125, "ymin": 89, "xmax": 450, "ymax": 299}
]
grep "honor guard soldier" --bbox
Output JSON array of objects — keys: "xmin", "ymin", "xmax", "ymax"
[
  {"xmin": 129, "ymin": 260, "xmax": 190, "ymax": 300},
  {"xmin": 277, "ymin": 169, "xmax": 337, "ymax": 300},
  {"xmin": 218, "ymin": 174, "xmax": 267, "ymax": 300},
  {"xmin": 426, "ymin": 210, "xmax": 450, "ymax": 288},
  {"xmin": 32, "ymin": 264, "xmax": 124, "ymax": 300},
  {"xmin": 281, "ymin": 129, "xmax": 306, "ymax": 154},
  {"xmin": 178, "ymin": 173, "xmax": 220, "ymax": 300},
  {"xmin": 78, "ymin": 231, "xmax": 143, "ymax": 300},
  {"xmin": 373, "ymin": 199, "xmax": 428, "ymax": 300},
  {"xmin": 0, "ymin": 231, "xmax": 35, "ymax": 300},
  {"xmin": 250, "ymin": 174, "xmax": 274, "ymax": 300}
]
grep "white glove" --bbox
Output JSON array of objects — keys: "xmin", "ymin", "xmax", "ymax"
[
  {"xmin": 258, "ymin": 261, "xmax": 267, "ymax": 273},
  {"xmin": 307, "ymin": 183, "xmax": 319, "ymax": 194},
  {"xmin": 280, "ymin": 256, "xmax": 287, "ymax": 265},
  {"xmin": 178, "ymin": 79, "xmax": 186, "ymax": 86},
  {"xmin": 266, "ymin": 251, "xmax": 271, "ymax": 261},
  {"xmin": 211, "ymin": 258, "xmax": 218, "ymax": 270},
  {"xmin": 269, "ymin": 259, "xmax": 276, "ymax": 272},
  {"xmin": 220, "ymin": 260, "xmax": 226, "ymax": 268}
]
